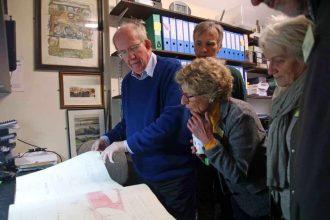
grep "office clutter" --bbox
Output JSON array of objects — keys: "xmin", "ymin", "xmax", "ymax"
[
  {"xmin": 0, "ymin": 119, "xmax": 18, "ymax": 180},
  {"xmin": 247, "ymin": 76, "xmax": 275, "ymax": 97},
  {"xmin": 0, "ymin": 119, "xmax": 62, "ymax": 181},
  {"xmin": 14, "ymin": 151, "xmax": 57, "ymax": 173},
  {"xmin": 247, "ymin": 76, "xmax": 269, "ymax": 96},
  {"xmin": 8, "ymin": 152, "xmax": 174, "ymax": 220}
]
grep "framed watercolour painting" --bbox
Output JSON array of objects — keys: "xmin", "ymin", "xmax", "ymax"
[
  {"xmin": 67, "ymin": 109, "xmax": 105, "ymax": 157},
  {"xmin": 59, "ymin": 72, "xmax": 104, "ymax": 109},
  {"xmin": 34, "ymin": 0, "xmax": 103, "ymax": 72}
]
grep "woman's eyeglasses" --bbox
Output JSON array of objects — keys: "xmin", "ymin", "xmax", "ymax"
[
  {"xmin": 182, "ymin": 93, "xmax": 196, "ymax": 102},
  {"xmin": 117, "ymin": 41, "xmax": 143, "ymax": 59}
]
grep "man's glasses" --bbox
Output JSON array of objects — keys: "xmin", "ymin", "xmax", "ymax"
[{"xmin": 117, "ymin": 41, "xmax": 143, "ymax": 59}]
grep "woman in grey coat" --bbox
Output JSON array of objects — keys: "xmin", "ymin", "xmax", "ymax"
[
  {"xmin": 175, "ymin": 57, "xmax": 269, "ymax": 219},
  {"xmin": 259, "ymin": 15, "xmax": 313, "ymax": 220}
]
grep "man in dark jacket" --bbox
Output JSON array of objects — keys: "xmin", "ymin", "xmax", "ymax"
[{"xmin": 251, "ymin": 1, "xmax": 330, "ymax": 219}]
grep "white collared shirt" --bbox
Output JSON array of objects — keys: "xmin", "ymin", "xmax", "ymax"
[{"xmin": 131, "ymin": 52, "xmax": 157, "ymax": 80}]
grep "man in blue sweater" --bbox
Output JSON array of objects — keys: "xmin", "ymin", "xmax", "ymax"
[{"xmin": 92, "ymin": 21, "xmax": 196, "ymax": 220}]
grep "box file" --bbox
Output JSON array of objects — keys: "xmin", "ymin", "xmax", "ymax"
[
  {"xmin": 161, "ymin": 16, "xmax": 171, "ymax": 51},
  {"xmin": 182, "ymin": 21, "xmax": 190, "ymax": 54},
  {"xmin": 188, "ymin": 22, "xmax": 195, "ymax": 54},
  {"xmin": 169, "ymin": 17, "xmax": 178, "ymax": 52},
  {"xmin": 145, "ymin": 14, "xmax": 162, "ymax": 50},
  {"xmin": 176, "ymin": 19, "xmax": 184, "ymax": 53}
]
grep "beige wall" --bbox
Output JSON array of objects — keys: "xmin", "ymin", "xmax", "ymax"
[{"xmin": 0, "ymin": 0, "xmax": 69, "ymax": 158}]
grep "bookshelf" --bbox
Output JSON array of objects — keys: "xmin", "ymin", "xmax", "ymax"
[
  {"xmin": 109, "ymin": 0, "xmax": 268, "ymax": 70},
  {"xmin": 109, "ymin": 0, "xmax": 252, "ymax": 34},
  {"xmin": 108, "ymin": 0, "xmax": 269, "ymax": 99}
]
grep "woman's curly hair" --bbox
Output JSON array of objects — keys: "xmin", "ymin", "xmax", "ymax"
[{"xmin": 176, "ymin": 57, "xmax": 233, "ymax": 101}]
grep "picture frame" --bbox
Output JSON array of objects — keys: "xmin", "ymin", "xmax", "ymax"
[
  {"xmin": 67, "ymin": 109, "xmax": 105, "ymax": 157},
  {"xmin": 34, "ymin": 0, "xmax": 103, "ymax": 72},
  {"xmin": 59, "ymin": 72, "xmax": 104, "ymax": 109}
]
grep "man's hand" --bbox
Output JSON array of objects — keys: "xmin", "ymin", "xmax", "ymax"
[
  {"xmin": 91, "ymin": 139, "xmax": 107, "ymax": 151},
  {"xmin": 101, "ymin": 141, "xmax": 127, "ymax": 163}
]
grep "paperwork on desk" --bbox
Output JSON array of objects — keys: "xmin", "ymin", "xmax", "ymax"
[
  {"xmin": 14, "ymin": 151, "xmax": 57, "ymax": 172},
  {"xmin": 9, "ymin": 151, "xmax": 174, "ymax": 220}
]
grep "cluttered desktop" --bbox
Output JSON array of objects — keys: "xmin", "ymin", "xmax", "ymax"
[{"xmin": 0, "ymin": 119, "xmax": 59, "ymax": 220}]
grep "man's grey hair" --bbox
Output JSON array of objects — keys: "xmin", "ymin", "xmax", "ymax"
[
  {"xmin": 193, "ymin": 21, "xmax": 224, "ymax": 43},
  {"xmin": 112, "ymin": 20, "xmax": 148, "ymax": 46}
]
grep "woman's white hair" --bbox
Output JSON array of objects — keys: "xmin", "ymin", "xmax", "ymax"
[{"xmin": 259, "ymin": 15, "xmax": 313, "ymax": 61}]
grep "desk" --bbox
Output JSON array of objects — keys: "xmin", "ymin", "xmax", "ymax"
[{"xmin": 0, "ymin": 178, "xmax": 15, "ymax": 220}]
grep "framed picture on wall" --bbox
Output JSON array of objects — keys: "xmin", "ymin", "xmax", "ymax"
[
  {"xmin": 59, "ymin": 72, "xmax": 104, "ymax": 109},
  {"xmin": 34, "ymin": 0, "xmax": 103, "ymax": 72},
  {"xmin": 67, "ymin": 109, "xmax": 105, "ymax": 157}
]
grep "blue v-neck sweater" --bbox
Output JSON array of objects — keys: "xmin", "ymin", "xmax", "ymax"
[{"xmin": 105, "ymin": 56, "xmax": 195, "ymax": 182}]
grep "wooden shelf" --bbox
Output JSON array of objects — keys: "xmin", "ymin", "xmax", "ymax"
[
  {"xmin": 111, "ymin": 49, "xmax": 259, "ymax": 67},
  {"xmin": 247, "ymin": 95, "xmax": 272, "ymax": 99},
  {"xmin": 112, "ymin": 95, "xmax": 122, "ymax": 99},
  {"xmin": 114, "ymin": 94, "xmax": 272, "ymax": 100},
  {"xmin": 111, "ymin": 49, "xmax": 196, "ymax": 60},
  {"xmin": 110, "ymin": 0, "xmax": 252, "ymax": 34},
  {"xmin": 244, "ymin": 66, "xmax": 268, "ymax": 74},
  {"xmin": 109, "ymin": 1, "xmax": 267, "ymax": 74}
]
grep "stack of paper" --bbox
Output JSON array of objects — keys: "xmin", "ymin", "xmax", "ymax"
[{"xmin": 14, "ymin": 151, "xmax": 57, "ymax": 172}]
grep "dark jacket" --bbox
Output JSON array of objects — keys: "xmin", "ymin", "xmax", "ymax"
[
  {"xmin": 295, "ymin": 1, "xmax": 330, "ymax": 219},
  {"xmin": 227, "ymin": 66, "xmax": 246, "ymax": 101},
  {"xmin": 205, "ymin": 98, "xmax": 269, "ymax": 217}
]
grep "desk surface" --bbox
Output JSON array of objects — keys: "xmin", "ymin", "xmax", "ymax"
[{"xmin": 0, "ymin": 178, "xmax": 15, "ymax": 220}]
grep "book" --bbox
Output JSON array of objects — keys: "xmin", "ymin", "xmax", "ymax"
[{"xmin": 8, "ymin": 151, "xmax": 174, "ymax": 220}]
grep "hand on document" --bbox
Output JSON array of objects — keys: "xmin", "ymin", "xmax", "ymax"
[
  {"xmin": 101, "ymin": 141, "xmax": 127, "ymax": 163},
  {"xmin": 91, "ymin": 138, "xmax": 107, "ymax": 151}
]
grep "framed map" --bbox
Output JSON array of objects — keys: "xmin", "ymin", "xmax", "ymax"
[{"xmin": 34, "ymin": 0, "xmax": 103, "ymax": 72}]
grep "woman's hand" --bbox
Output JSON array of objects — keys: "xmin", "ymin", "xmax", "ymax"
[{"xmin": 187, "ymin": 111, "xmax": 214, "ymax": 145}]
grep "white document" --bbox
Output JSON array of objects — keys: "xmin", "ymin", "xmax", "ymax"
[
  {"xmin": 9, "ymin": 184, "xmax": 174, "ymax": 220},
  {"xmin": 14, "ymin": 151, "xmax": 121, "ymax": 204},
  {"xmin": 9, "ymin": 151, "xmax": 174, "ymax": 220}
]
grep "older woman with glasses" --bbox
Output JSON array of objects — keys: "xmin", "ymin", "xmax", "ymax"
[
  {"xmin": 176, "ymin": 57, "xmax": 269, "ymax": 220},
  {"xmin": 259, "ymin": 15, "xmax": 312, "ymax": 220}
]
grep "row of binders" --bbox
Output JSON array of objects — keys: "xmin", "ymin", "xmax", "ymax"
[{"xmin": 145, "ymin": 14, "xmax": 249, "ymax": 61}]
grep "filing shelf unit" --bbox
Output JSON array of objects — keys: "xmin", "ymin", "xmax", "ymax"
[
  {"xmin": 109, "ymin": 0, "xmax": 269, "ymax": 102},
  {"xmin": 109, "ymin": 0, "xmax": 268, "ymax": 71}
]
